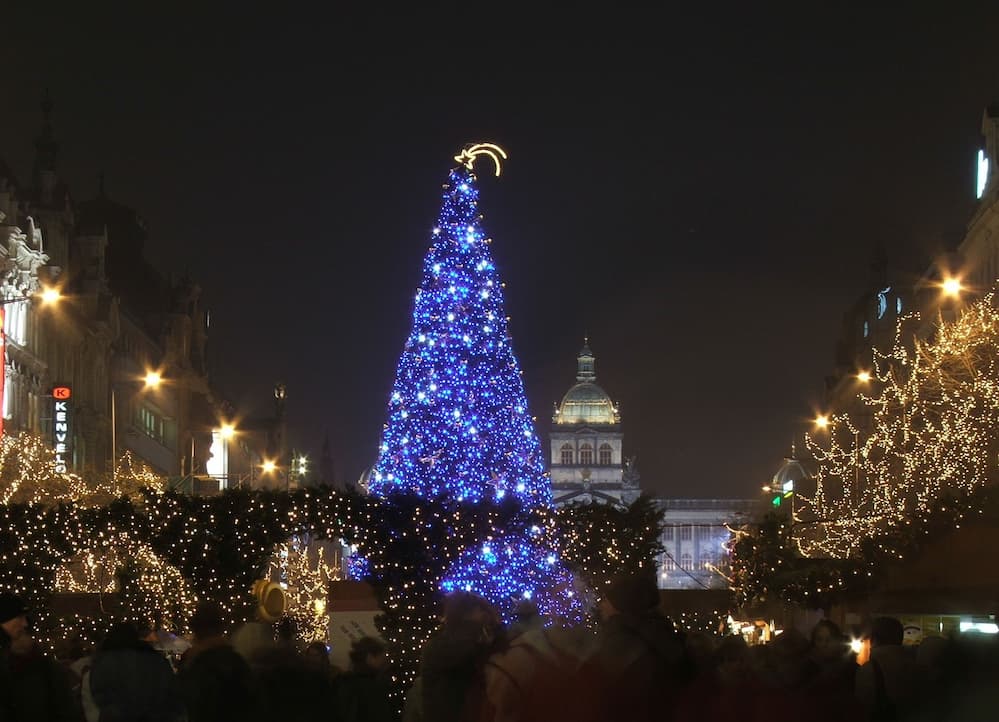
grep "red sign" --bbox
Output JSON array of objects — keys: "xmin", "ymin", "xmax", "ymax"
[{"xmin": 53, "ymin": 386, "xmax": 72, "ymax": 400}]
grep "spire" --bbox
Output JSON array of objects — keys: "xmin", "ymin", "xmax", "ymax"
[
  {"xmin": 576, "ymin": 339, "xmax": 596, "ymax": 382},
  {"xmin": 33, "ymin": 90, "xmax": 59, "ymax": 177}
]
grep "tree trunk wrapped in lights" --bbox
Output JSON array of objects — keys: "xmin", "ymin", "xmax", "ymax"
[{"xmin": 800, "ymin": 291, "xmax": 999, "ymax": 558}]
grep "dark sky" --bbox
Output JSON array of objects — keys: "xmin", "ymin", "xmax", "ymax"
[{"xmin": 3, "ymin": 5, "xmax": 999, "ymax": 497}]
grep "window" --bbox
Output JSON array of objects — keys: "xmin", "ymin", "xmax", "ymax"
[
  {"xmin": 680, "ymin": 553, "xmax": 693, "ymax": 571},
  {"xmin": 579, "ymin": 443, "xmax": 593, "ymax": 466},
  {"xmin": 863, "ymin": 320, "xmax": 870, "ymax": 338},
  {"xmin": 663, "ymin": 526, "xmax": 674, "ymax": 541},
  {"xmin": 598, "ymin": 443, "xmax": 612, "ymax": 466},
  {"xmin": 559, "ymin": 444, "xmax": 573, "ymax": 465},
  {"xmin": 134, "ymin": 405, "xmax": 176, "ymax": 447},
  {"xmin": 697, "ymin": 525, "xmax": 711, "ymax": 539},
  {"xmin": 679, "ymin": 526, "xmax": 692, "ymax": 541},
  {"xmin": 700, "ymin": 554, "xmax": 713, "ymax": 570},
  {"xmin": 3, "ymin": 300, "xmax": 28, "ymax": 346},
  {"xmin": 663, "ymin": 557, "xmax": 676, "ymax": 572}
]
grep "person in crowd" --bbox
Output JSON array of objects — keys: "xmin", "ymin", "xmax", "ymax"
[
  {"xmin": 854, "ymin": 616, "xmax": 921, "ymax": 720},
  {"xmin": 336, "ymin": 636, "xmax": 394, "ymax": 722},
  {"xmin": 506, "ymin": 600, "xmax": 544, "ymax": 641},
  {"xmin": 0, "ymin": 591, "xmax": 81, "ymax": 722},
  {"xmin": 305, "ymin": 640, "xmax": 342, "ymax": 680},
  {"xmin": 578, "ymin": 573, "xmax": 689, "ymax": 722},
  {"xmin": 177, "ymin": 600, "xmax": 257, "ymax": 722},
  {"xmin": 62, "ymin": 636, "xmax": 99, "ymax": 722},
  {"xmin": 806, "ymin": 619, "xmax": 857, "ymax": 702},
  {"xmin": 482, "ymin": 610, "xmax": 595, "ymax": 722},
  {"xmin": 88, "ymin": 621, "xmax": 184, "ymax": 722},
  {"xmin": 401, "ymin": 675, "xmax": 423, "ymax": 722},
  {"xmin": 420, "ymin": 591, "xmax": 504, "ymax": 722}
]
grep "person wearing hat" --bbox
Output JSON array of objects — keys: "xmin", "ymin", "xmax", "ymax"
[
  {"xmin": 0, "ymin": 591, "xmax": 81, "ymax": 721},
  {"xmin": 578, "ymin": 574, "xmax": 690, "ymax": 722}
]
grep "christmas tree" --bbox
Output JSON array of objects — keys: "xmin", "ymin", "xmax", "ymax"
[{"xmin": 369, "ymin": 144, "xmax": 580, "ymax": 620}]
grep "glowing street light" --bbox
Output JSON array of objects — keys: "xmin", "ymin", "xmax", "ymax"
[
  {"xmin": 941, "ymin": 277, "xmax": 964, "ymax": 298},
  {"xmin": 39, "ymin": 287, "xmax": 62, "ymax": 305},
  {"xmin": 261, "ymin": 460, "xmax": 277, "ymax": 475},
  {"xmin": 814, "ymin": 414, "xmax": 830, "ymax": 430},
  {"xmin": 219, "ymin": 423, "xmax": 236, "ymax": 440},
  {"xmin": 856, "ymin": 371, "xmax": 872, "ymax": 384},
  {"xmin": 143, "ymin": 371, "xmax": 162, "ymax": 389}
]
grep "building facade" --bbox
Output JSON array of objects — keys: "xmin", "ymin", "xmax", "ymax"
[
  {"xmin": 656, "ymin": 498, "xmax": 760, "ymax": 590},
  {"xmin": 0, "ymin": 98, "xmax": 279, "ymax": 492},
  {"xmin": 549, "ymin": 342, "xmax": 640, "ymax": 507}
]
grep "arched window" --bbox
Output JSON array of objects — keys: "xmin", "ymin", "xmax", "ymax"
[
  {"xmin": 559, "ymin": 444, "xmax": 573, "ymax": 465},
  {"xmin": 680, "ymin": 553, "xmax": 693, "ymax": 571},
  {"xmin": 700, "ymin": 554, "xmax": 713, "ymax": 570},
  {"xmin": 579, "ymin": 443, "xmax": 593, "ymax": 466},
  {"xmin": 664, "ymin": 557, "xmax": 676, "ymax": 572},
  {"xmin": 598, "ymin": 443, "xmax": 612, "ymax": 466}
]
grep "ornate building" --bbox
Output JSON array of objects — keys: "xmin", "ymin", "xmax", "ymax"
[
  {"xmin": 0, "ymin": 97, "xmax": 272, "ymax": 491},
  {"xmin": 549, "ymin": 342, "xmax": 640, "ymax": 507}
]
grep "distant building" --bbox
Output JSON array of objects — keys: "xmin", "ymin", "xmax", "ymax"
[
  {"xmin": 656, "ymin": 498, "xmax": 760, "ymax": 590},
  {"xmin": 549, "ymin": 341, "xmax": 640, "ymax": 507}
]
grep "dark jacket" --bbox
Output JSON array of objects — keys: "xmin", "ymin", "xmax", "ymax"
[
  {"xmin": 178, "ymin": 639, "xmax": 257, "ymax": 722},
  {"xmin": 337, "ymin": 667, "xmax": 395, "ymax": 722},
  {"xmin": 420, "ymin": 620, "xmax": 496, "ymax": 722},
  {"xmin": 0, "ymin": 641, "xmax": 82, "ymax": 722},
  {"xmin": 89, "ymin": 642, "xmax": 183, "ymax": 722},
  {"xmin": 581, "ymin": 611, "xmax": 688, "ymax": 722}
]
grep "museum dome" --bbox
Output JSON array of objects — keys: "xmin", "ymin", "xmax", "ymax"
[
  {"xmin": 771, "ymin": 444, "xmax": 811, "ymax": 490},
  {"xmin": 553, "ymin": 342, "xmax": 620, "ymax": 426}
]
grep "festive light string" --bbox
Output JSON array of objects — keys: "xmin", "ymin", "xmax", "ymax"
[{"xmin": 798, "ymin": 290, "xmax": 999, "ymax": 559}]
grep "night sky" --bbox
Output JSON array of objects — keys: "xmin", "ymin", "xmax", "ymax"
[{"xmin": 3, "ymin": 6, "xmax": 999, "ymax": 497}]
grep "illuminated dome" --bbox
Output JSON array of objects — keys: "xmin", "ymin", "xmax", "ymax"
[
  {"xmin": 771, "ymin": 444, "xmax": 811, "ymax": 489},
  {"xmin": 553, "ymin": 342, "xmax": 620, "ymax": 426}
]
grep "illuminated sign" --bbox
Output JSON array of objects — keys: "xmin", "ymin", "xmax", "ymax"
[
  {"xmin": 0, "ymin": 307, "xmax": 4, "ymax": 440},
  {"xmin": 52, "ymin": 385, "xmax": 72, "ymax": 473},
  {"xmin": 977, "ymin": 149, "xmax": 989, "ymax": 199}
]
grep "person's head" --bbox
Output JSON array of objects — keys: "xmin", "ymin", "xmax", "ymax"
[
  {"xmin": 811, "ymin": 619, "xmax": 844, "ymax": 658},
  {"xmin": 276, "ymin": 616, "xmax": 297, "ymax": 643},
  {"xmin": 512, "ymin": 599, "xmax": 539, "ymax": 621},
  {"xmin": 442, "ymin": 591, "xmax": 499, "ymax": 628},
  {"xmin": 0, "ymin": 592, "xmax": 29, "ymax": 646},
  {"xmin": 599, "ymin": 574, "xmax": 660, "ymax": 620},
  {"xmin": 713, "ymin": 635, "xmax": 751, "ymax": 685},
  {"xmin": 101, "ymin": 622, "xmax": 142, "ymax": 652},
  {"xmin": 869, "ymin": 616, "xmax": 904, "ymax": 648},
  {"xmin": 304, "ymin": 641, "xmax": 331, "ymax": 670},
  {"xmin": 190, "ymin": 601, "xmax": 227, "ymax": 641},
  {"xmin": 349, "ymin": 636, "xmax": 388, "ymax": 673}
]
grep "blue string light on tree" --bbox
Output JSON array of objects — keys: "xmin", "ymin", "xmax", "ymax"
[{"xmin": 369, "ymin": 143, "xmax": 582, "ymax": 621}]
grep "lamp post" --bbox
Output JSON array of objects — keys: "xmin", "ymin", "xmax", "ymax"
[{"xmin": 110, "ymin": 369, "xmax": 162, "ymax": 482}]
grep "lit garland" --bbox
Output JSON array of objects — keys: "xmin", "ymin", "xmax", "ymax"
[
  {"xmin": 267, "ymin": 535, "xmax": 340, "ymax": 643},
  {"xmin": 555, "ymin": 496, "xmax": 664, "ymax": 602},
  {"xmin": 799, "ymin": 290, "xmax": 999, "ymax": 558}
]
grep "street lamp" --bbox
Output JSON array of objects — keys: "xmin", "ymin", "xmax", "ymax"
[
  {"xmin": 941, "ymin": 277, "xmax": 964, "ymax": 298},
  {"xmin": 856, "ymin": 370, "xmax": 872, "ymax": 384},
  {"xmin": 111, "ymin": 368, "xmax": 164, "ymax": 482}
]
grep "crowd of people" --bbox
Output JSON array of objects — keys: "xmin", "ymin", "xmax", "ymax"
[{"xmin": 3, "ymin": 577, "xmax": 999, "ymax": 721}]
